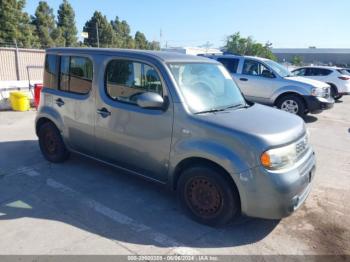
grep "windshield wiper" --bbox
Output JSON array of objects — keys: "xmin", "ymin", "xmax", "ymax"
[
  {"xmin": 195, "ymin": 103, "xmax": 249, "ymax": 114},
  {"xmin": 222, "ymin": 103, "xmax": 249, "ymax": 110},
  {"xmin": 195, "ymin": 108, "xmax": 225, "ymax": 114}
]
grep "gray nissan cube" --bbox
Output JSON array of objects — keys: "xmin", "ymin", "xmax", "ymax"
[{"xmin": 36, "ymin": 48, "xmax": 316, "ymax": 226}]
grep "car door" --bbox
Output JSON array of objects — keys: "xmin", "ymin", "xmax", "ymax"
[
  {"xmin": 236, "ymin": 59, "xmax": 279, "ymax": 104},
  {"xmin": 50, "ymin": 54, "xmax": 95, "ymax": 155},
  {"xmin": 94, "ymin": 57, "xmax": 173, "ymax": 182}
]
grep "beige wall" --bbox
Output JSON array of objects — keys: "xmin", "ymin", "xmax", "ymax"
[{"xmin": 0, "ymin": 47, "xmax": 45, "ymax": 81}]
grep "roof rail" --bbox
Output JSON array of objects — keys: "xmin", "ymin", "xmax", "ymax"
[
  {"xmin": 222, "ymin": 51, "xmax": 242, "ymax": 56},
  {"xmin": 197, "ymin": 53, "xmax": 218, "ymax": 57}
]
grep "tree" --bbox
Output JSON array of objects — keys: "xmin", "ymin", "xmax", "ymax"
[
  {"xmin": 57, "ymin": 0, "xmax": 78, "ymax": 47},
  {"xmin": 291, "ymin": 56, "xmax": 303, "ymax": 66},
  {"xmin": 0, "ymin": 0, "xmax": 38, "ymax": 47},
  {"xmin": 83, "ymin": 11, "xmax": 116, "ymax": 47},
  {"xmin": 111, "ymin": 16, "xmax": 134, "ymax": 48},
  {"xmin": 134, "ymin": 31, "xmax": 148, "ymax": 50},
  {"xmin": 224, "ymin": 32, "xmax": 276, "ymax": 60},
  {"xmin": 148, "ymin": 41, "xmax": 160, "ymax": 50},
  {"xmin": 31, "ymin": 1, "xmax": 57, "ymax": 48}
]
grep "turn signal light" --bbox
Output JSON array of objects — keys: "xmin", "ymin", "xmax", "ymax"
[{"xmin": 260, "ymin": 153, "xmax": 271, "ymax": 168}]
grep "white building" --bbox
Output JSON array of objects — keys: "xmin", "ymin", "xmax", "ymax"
[
  {"xmin": 272, "ymin": 48, "xmax": 350, "ymax": 66},
  {"xmin": 162, "ymin": 46, "xmax": 222, "ymax": 56}
]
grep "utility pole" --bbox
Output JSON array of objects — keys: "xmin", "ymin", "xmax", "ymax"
[
  {"xmin": 160, "ymin": 29, "xmax": 163, "ymax": 49},
  {"xmin": 96, "ymin": 22, "xmax": 100, "ymax": 48},
  {"xmin": 14, "ymin": 39, "xmax": 20, "ymax": 81}
]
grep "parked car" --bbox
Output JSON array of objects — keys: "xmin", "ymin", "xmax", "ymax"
[
  {"xmin": 292, "ymin": 66, "xmax": 350, "ymax": 100},
  {"xmin": 205, "ymin": 54, "xmax": 334, "ymax": 117},
  {"xmin": 36, "ymin": 48, "xmax": 316, "ymax": 226},
  {"xmin": 344, "ymin": 68, "xmax": 350, "ymax": 75}
]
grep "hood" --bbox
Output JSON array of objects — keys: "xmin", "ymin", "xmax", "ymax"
[
  {"xmin": 285, "ymin": 76, "xmax": 330, "ymax": 88},
  {"xmin": 197, "ymin": 103, "xmax": 306, "ymax": 149}
]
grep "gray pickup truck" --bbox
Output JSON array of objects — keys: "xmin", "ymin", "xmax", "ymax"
[
  {"xmin": 206, "ymin": 54, "xmax": 334, "ymax": 117},
  {"xmin": 36, "ymin": 48, "xmax": 316, "ymax": 226}
]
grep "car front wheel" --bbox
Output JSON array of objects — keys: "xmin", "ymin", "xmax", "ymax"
[
  {"xmin": 276, "ymin": 94, "xmax": 306, "ymax": 118},
  {"xmin": 177, "ymin": 165, "xmax": 240, "ymax": 226}
]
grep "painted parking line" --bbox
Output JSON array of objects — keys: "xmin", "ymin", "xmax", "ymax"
[
  {"xmin": 9, "ymin": 166, "xmax": 200, "ymax": 255},
  {"xmin": 46, "ymin": 178, "xmax": 200, "ymax": 255},
  {"xmin": 1, "ymin": 166, "xmax": 42, "ymax": 178},
  {"xmin": 17, "ymin": 166, "xmax": 41, "ymax": 177}
]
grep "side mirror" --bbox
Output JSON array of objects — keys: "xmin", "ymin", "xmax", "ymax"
[{"xmin": 136, "ymin": 92, "xmax": 164, "ymax": 109}]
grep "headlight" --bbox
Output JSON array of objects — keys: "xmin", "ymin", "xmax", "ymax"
[
  {"xmin": 311, "ymin": 87, "xmax": 326, "ymax": 97},
  {"xmin": 261, "ymin": 134, "xmax": 309, "ymax": 170}
]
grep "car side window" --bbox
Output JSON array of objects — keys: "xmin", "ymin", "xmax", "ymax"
[
  {"xmin": 105, "ymin": 60, "xmax": 163, "ymax": 104},
  {"xmin": 59, "ymin": 56, "xmax": 93, "ymax": 94},
  {"xmin": 60, "ymin": 56, "xmax": 70, "ymax": 92},
  {"xmin": 320, "ymin": 69, "xmax": 332, "ymax": 76},
  {"xmin": 217, "ymin": 58, "xmax": 239, "ymax": 73},
  {"xmin": 293, "ymin": 68, "xmax": 306, "ymax": 76},
  {"xmin": 44, "ymin": 54, "xmax": 58, "ymax": 89},
  {"xmin": 242, "ymin": 60, "xmax": 274, "ymax": 78},
  {"xmin": 303, "ymin": 68, "xmax": 311, "ymax": 76},
  {"xmin": 69, "ymin": 57, "xmax": 93, "ymax": 94}
]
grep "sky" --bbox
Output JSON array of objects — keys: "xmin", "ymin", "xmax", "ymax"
[{"xmin": 24, "ymin": 0, "xmax": 350, "ymax": 49}]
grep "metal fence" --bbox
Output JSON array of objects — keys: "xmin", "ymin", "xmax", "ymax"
[{"xmin": 0, "ymin": 47, "xmax": 45, "ymax": 81}]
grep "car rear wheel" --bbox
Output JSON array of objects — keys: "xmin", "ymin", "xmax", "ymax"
[
  {"xmin": 177, "ymin": 165, "xmax": 240, "ymax": 226},
  {"xmin": 38, "ymin": 122, "xmax": 70, "ymax": 163},
  {"xmin": 276, "ymin": 94, "xmax": 306, "ymax": 118},
  {"xmin": 330, "ymin": 85, "xmax": 342, "ymax": 100}
]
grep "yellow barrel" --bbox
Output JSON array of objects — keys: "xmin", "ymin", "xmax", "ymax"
[{"xmin": 9, "ymin": 91, "xmax": 30, "ymax": 111}]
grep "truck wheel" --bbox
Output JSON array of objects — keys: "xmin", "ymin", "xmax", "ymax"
[
  {"xmin": 276, "ymin": 94, "xmax": 306, "ymax": 118},
  {"xmin": 177, "ymin": 165, "xmax": 240, "ymax": 226},
  {"xmin": 38, "ymin": 122, "xmax": 70, "ymax": 163}
]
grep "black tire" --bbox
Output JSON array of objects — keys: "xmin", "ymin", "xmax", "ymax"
[
  {"xmin": 38, "ymin": 122, "xmax": 70, "ymax": 163},
  {"xmin": 276, "ymin": 94, "xmax": 306, "ymax": 118},
  {"xmin": 330, "ymin": 85, "xmax": 342, "ymax": 100},
  {"xmin": 177, "ymin": 165, "xmax": 240, "ymax": 226}
]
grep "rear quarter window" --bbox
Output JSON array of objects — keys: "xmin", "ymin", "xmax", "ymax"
[
  {"xmin": 44, "ymin": 54, "xmax": 58, "ymax": 89},
  {"xmin": 217, "ymin": 58, "xmax": 239, "ymax": 74}
]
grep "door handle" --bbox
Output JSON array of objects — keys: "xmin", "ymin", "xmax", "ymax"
[
  {"xmin": 240, "ymin": 78, "xmax": 248, "ymax": 82},
  {"xmin": 97, "ymin": 107, "xmax": 111, "ymax": 118},
  {"xmin": 55, "ymin": 98, "xmax": 65, "ymax": 107}
]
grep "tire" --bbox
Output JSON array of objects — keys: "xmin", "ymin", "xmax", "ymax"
[
  {"xmin": 276, "ymin": 94, "xmax": 306, "ymax": 118},
  {"xmin": 38, "ymin": 122, "xmax": 70, "ymax": 163},
  {"xmin": 177, "ymin": 165, "xmax": 240, "ymax": 226},
  {"xmin": 330, "ymin": 85, "xmax": 342, "ymax": 100}
]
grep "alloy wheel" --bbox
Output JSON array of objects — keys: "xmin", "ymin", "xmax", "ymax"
[{"xmin": 281, "ymin": 99, "xmax": 299, "ymax": 114}]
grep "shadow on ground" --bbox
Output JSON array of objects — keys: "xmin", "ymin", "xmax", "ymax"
[
  {"xmin": 304, "ymin": 115, "xmax": 318, "ymax": 123},
  {"xmin": 0, "ymin": 140, "xmax": 279, "ymax": 249}
]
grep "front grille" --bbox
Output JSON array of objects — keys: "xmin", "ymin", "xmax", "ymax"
[
  {"xmin": 323, "ymin": 87, "xmax": 331, "ymax": 98},
  {"xmin": 295, "ymin": 134, "xmax": 309, "ymax": 160}
]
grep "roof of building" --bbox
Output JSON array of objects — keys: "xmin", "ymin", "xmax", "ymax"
[
  {"xmin": 47, "ymin": 47, "xmax": 217, "ymax": 63},
  {"xmin": 272, "ymin": 48, "xmax": 350, "ymax": 54},
  {"xmin": 201, "ymin": 53, "xmax": 271, "ymax": 61},
  {"xmin": 294, "ymin": 65, "xmax": 346, "ymax": 70}
]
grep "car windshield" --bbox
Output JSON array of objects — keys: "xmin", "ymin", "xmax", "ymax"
[
  {"xmin": 168, "ymin": 63, "xmax": 246, "ymax": 114},
  {"xmin": 264, "ymin": 60, "xmax": 291, "ymax": 77}
]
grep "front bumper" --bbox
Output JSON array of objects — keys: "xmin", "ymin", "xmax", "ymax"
[
  {"xmin": 304, "ymin": 96, "xmax": 334, "ymax": 114},
  {"xmin": 238, "ymin": 148, "xmax": 316, "ymax": 219}
]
